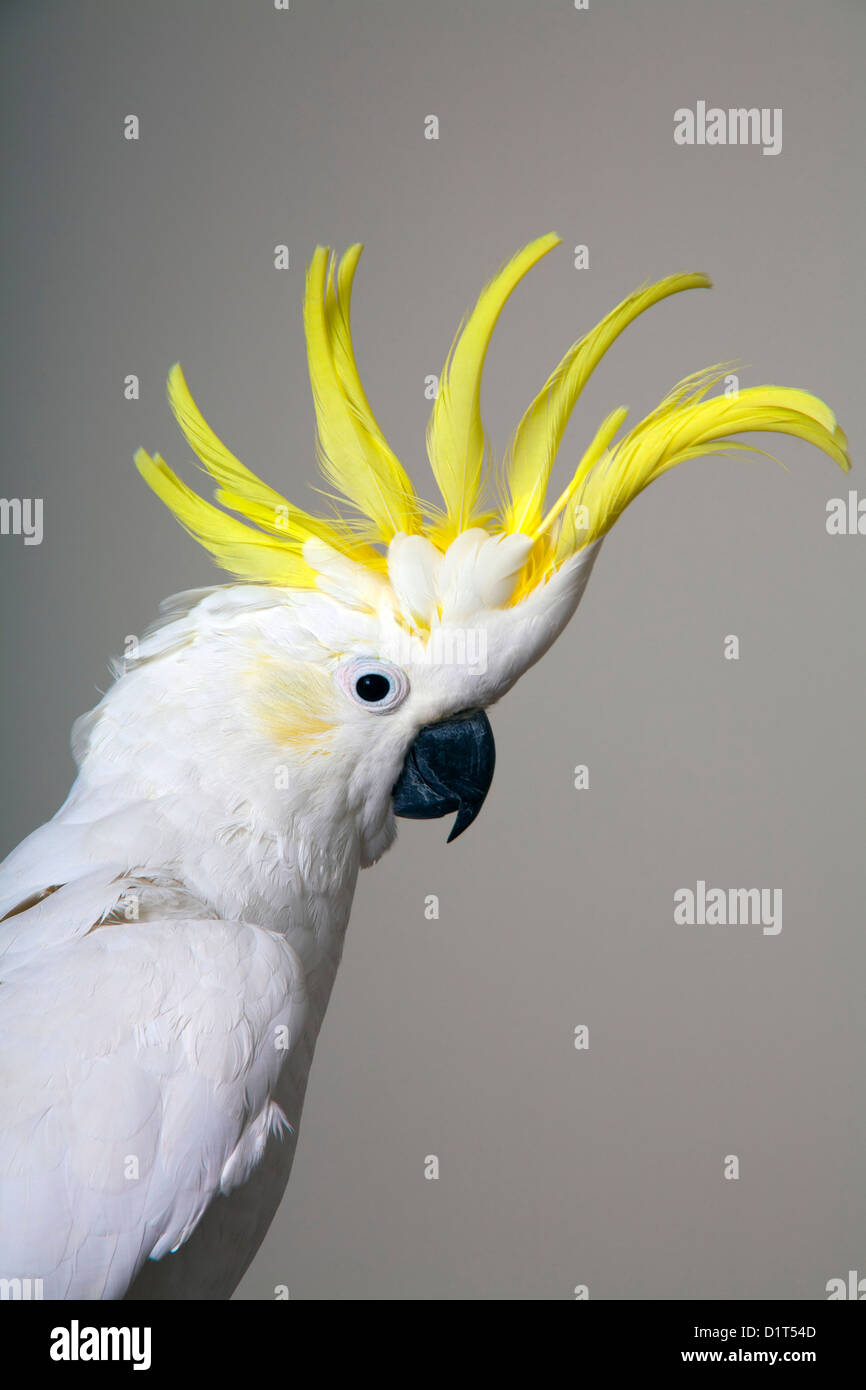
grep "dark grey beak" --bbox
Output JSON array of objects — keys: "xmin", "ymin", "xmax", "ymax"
[{"xmin": 392, "ymin": 709, "xmax": 496, "ymax": 843}]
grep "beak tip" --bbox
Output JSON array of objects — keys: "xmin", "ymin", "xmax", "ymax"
[{"xmin": 445, "ymin": 802, "xmax": 479, "ymax": 843}]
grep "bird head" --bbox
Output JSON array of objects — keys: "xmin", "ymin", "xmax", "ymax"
[{"xmin": 134, "ymin": 234, "xmax": 849, "ymax": 865}]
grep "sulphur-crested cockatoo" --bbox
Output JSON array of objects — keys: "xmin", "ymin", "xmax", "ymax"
[{"xmin": 0, "ymin": 235, "xmax": 849, "ymax": 1299}]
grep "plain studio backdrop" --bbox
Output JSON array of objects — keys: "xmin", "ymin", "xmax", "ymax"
[{"xmin": 1, "ymin": 0, "xmax": 863, "ymax": 1300}]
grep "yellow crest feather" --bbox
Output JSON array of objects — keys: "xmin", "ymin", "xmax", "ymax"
[
  {"xmin": 558, "ymin": 370, "xmax": 850, "ymax": 550},
  {"xmin": 304, "ymin": 246, "xmax": 422, "ymax": 542},
  {"xmin": 502, "ymin": 272, "xmax": 712, "ymax": 535},
  {"xmin": 135, "ymin": 236, "xmax": 850, "ymax": 602},
  {"xmin": 425, "ymin": 233, "xmax": 560, "ymax": 545}
]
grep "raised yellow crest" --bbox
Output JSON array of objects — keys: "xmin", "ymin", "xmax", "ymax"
[{"xmin": 136, "ymin": 235, "xmax": 849, "ymax": 608}]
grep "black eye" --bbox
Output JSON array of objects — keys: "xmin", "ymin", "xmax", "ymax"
[
  {"xmin": 355, "ymin": 672, "xmax": 392, "ymax": 703},
  {"xmin": 337, "ymin": 658, "xmax": 409, "ymax": 714}
]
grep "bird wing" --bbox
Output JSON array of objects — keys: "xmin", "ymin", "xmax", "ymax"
[{"xmin": 0, "ymin": 882, "xmax": 308, "ymax": 1299}]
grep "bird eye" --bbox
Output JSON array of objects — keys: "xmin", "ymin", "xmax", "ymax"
[
  {"xmin": 355, "ymin": 672, "xmax": 392, "ymax": 703},
  {"xmin": 336, "ymin": 658, "xmax": 409, "ymax": 714}
]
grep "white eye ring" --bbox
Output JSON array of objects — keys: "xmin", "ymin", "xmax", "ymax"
[{"xmin": 336, "ymin": 658, "xmax": 410, "ymax": 714}]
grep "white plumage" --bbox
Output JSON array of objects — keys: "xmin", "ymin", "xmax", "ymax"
[
  {"xmin": 0, "ymin": 236, "xmax": 848, "ymax": 1298},
  {"xmin": 0, "ymin": 553, "xmax": 596, "ymax": 1298}
]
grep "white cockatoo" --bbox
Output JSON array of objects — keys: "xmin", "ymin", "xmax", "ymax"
[{"xmin": 0, "ymin": 235, "xmax": 849, "ymax": 1299}]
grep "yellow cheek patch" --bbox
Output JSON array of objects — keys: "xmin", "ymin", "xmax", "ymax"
[{"xmin": 246, "ymin": 656, "xmax": 338, "ymax": 751}]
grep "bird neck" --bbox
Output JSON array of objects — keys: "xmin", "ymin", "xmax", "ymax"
[{"xmin": 58, "ymin": 602, "xmax": 374, "ymax": 983}]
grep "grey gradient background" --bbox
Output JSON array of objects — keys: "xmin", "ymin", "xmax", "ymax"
[{"xmin": 1, "ymin": 0, "xmax": 863, "ymax": 1300}]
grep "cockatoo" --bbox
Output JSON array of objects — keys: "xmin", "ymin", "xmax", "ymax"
[{"xmin": 0, "ymin": 234, "xmax": 849, "ymax": 1300}]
